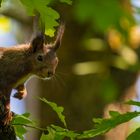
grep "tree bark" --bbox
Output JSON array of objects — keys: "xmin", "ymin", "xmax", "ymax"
[{"xmin": 0, "ymin": 125, "xmax": 17, "ymax": 140}]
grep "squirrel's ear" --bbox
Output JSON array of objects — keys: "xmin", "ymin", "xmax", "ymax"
[
  {"xmin": 31, "ymin": 33, "xmax": 45, "ymax": 53},
  {"xmin": 53, "ymin": 23, "xmax": 65, "ymax": 51}
]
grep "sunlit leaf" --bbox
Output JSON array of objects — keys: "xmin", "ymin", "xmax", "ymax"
[
  {"xmin": 40, "ymin": 133, "xmax": 48, "ymax": 140},
  {"xmin": 14, "ymin": 125, "xmax": 27, "ymax": 140},
  {"xmin": 20, "ymin": 0, "xmax": 35, "ymax": 15},
  {"xmin": 14, "ymin": 125, "xmax": 26, "ymax": 140},
  {"xmin": 12, "ymin": 113, "xmax": 33, "ymax": 125},
  {"xmin": 126, "ymin": 100, "xmax": 140, "ymax": 107},
  {"xmin": 22, "ymin": 112, "xmax": 30, "ymax": 118},
  {"xmin": 39, "ymin": 98, "xmax": 67, "ymax": 127},
  {"xmin": 109, "ymin": 111, "xmax": 120, "ymax": 117},
  {"xmin": 127, "ymin": 127, "xmax": 140, "ymax": 140},
  {"xmin": 40, "ymin": 126, "xmax": 64, "ymax": 140},
  {"xmin": 41, "ymin": 7, "xmax": 59, "ymax": 36},
  {"xmin": 45, "ymin": 28, "xmax": 55, "ymax": 37},
  {"xmin": 40, "ymin": 125, "xmax": 79, "ymax": 140},
  {"xmin": 78, "ymin": 111, "xmax": 140, "ymax": 139},
  {"xmin": 20, "ymin": 0, "xmax": 59, "ymax": 37},
  {"xmin": 51, "ymin": 125, "xmax": 79, "ymax": 139},
  {"xmin": 92, "ymin": 118, "xmax": 103, "ymax": 124},
  {"xmin": 12, "ymin": 113, "xmax": 34, "ymax": 140}
]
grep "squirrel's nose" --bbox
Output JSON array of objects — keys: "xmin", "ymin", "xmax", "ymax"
[{"xmin": 47, "ymin": 71, "xmax": 54, "ymax": 77}]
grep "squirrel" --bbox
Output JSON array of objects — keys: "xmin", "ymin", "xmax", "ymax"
[{"xmin": 0, "ymin": 23, "xmax": 65, "ymax": 125}]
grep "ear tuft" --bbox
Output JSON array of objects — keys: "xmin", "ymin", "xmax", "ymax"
[
  {"xmin": 53, "ymin": 22, "xmax": 65, "ymax": 51},
  {"xmin": 31, "ymin": 33, "xmax": 45, "ymax": 53}
]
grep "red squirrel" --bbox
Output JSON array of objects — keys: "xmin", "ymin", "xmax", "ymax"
[{"xmin": 0, "ymin": 23, "xmax": 65, "ymax": 125}]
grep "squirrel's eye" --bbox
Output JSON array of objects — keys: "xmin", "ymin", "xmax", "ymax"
[{"xmin": 37, "ymin": 55, "xmax": 43, "ymax": 61}]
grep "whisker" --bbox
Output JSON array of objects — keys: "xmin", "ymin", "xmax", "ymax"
[
  {"xmin": 51, "ymin": 75, "xmax": 58, "ymax": 84},
  {"xmin": 56, "ymin": 71, "xmax": 69, "ymax": 77},
  {"xmin": 51, "ymin": 75, "xmax": 61, "ymax": 89},
  {"xmin": 54, "ymin": 73, "xmax": 67, "ymax": 88}
]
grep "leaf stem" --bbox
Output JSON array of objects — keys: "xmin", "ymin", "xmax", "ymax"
[{"xmin": 12, "ymin": 123, "xmax": 47, "ymax": 132}]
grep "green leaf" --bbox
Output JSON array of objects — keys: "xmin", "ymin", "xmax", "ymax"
[
  {"xmin": 40, "ymin": 133, "xmax": 48, "ymax": 140},
  {"xmin": 20, "ymin": 0, "xmax": 35, "ymax": 15},
  {"xmin": 127, "ymin": 127, "xmax": 140, "ymax": 140},
  {"xmin": 51, "ymin": 125, "xmax": 79, "ymax": 139},
  {"xmin": 40, "ymin": 125, "xmax": 79, "ymax": 140},
  {"xmin": 39, "ymin": 98, "xmax": 67, "ymax": 127},
  {"xmin": 14, "ymin": 125, "xmax": 27, "ymax": 140},
  {"xmin": 92, "ymin": 118, "xmax": 103, "ymax": 124},
  {"xmin": 45, "ymin": 28, "xmax": 55, "ymax": 37},
  {"xmin": 40, "ymin": 126, "xmax": 65, "ymax": 140},
  {"xmin": 109, "ymin": 111, "xmax": 120, "ymax": 117},
  {"xmin": 40, "ymin": 7, "xmax": 59, "ymax": 37},
  {"xmin": 12, "ymin": 113, "xmax": 33, "ymax": 125},
  {"xmin": 126, "ymin": 100, "xmax": 140, "ymax": 107},
  {"xmin": 12, "ymin": 113, "xmax": 35, "ymax": 140},
  {"xmin": 40, "ymin": 128, "xmax": 56, "ymax": 140},
  {"xmin": 60, "ymin": 0, "xmax": 72, "ymax": 5},
  {"xmin": 22, "ymin": 112, "xmax": 30, "ymax": 118},
  {"xmin": 75, "ymin": 0, "xmax": 133, "ymax": 32},
  {"xmin": 78, "ymin": 111, "xmax": 140, "ymax": 139},
  {"xmin": 20, "ymin": 0, "xmax": 60, "ymax": 37}
]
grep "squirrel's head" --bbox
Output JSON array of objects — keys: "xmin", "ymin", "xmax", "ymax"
[{"xmin": 29, "ymin": 24, "xmax": 65, "ymax": 79}]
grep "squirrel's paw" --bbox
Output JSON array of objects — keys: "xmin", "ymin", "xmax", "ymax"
[{"xmin": 13, "ymin": 85, "xmax": 27, "ymax": 100}]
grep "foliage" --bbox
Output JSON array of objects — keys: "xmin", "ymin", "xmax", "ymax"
[
  {"xmin": 12, "ymin": 113, "xmax": 34, "ymax": 140},
  {"xmin": 0, "ymin": 0, "xmax": 72, "ymax": 37},
  {"xmin": 0, "ymin": 0, "xmax": 140, "ymax": 140},
  {"xmin": 20, "ymin": 0, "xmax": 58, "ymax": 37},
  {"xmin": 40, "ymin": 125, "xmax": 79, "ymax": 140},
  {"xmin": 10, "ymin": 99, "xmax": 140, "ymax": 140},
  {"xmin": 75, "ymin": 0, "xmax": 134, "ymax": 33},
  {"xmin": 39, "ymin": 97, "xmax": 67, "ymax": 127},
  {"xmin": 126, "ymin": 100, "xmax": 140, "ymax": 107},
  {"xmin": 78, "ymin": 111, "xmax": 140, "ymax": 139},
  {"xmin": 127, "ymin": 127, "xmax": 140, "ymax": 140}
]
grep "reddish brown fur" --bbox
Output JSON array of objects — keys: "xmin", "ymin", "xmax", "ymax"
[{"xmin": 0, "ymin": 23, "xmax": 65, "ymax": 125}]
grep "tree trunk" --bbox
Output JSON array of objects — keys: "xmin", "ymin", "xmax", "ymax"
[{"xmin": 0, "ymin": 125, "xmax": 17, "ymax": 140}]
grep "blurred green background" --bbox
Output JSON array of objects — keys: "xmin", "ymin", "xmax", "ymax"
[{"xmin": 1, "ymin": 0, "xmax": 140, "ymax": 139}]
